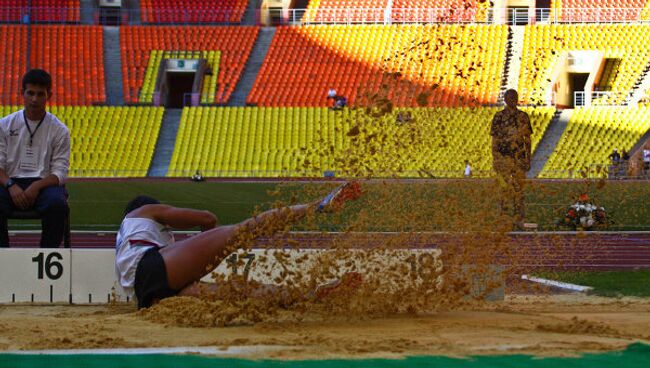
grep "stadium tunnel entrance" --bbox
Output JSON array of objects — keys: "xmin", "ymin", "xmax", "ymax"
[
  {"xmin": 551, "ymin": 51, "xmax": 605, "ymax": 108},
  {"xmin": 153, "ymin": 56, "xmax": 208, "ymax": 108}
]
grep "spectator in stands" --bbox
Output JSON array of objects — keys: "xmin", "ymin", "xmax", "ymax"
[
  {"xmin": 396, "ymin": 111, "xmax": 413, "ymax": 124},
  {"xmin": 622, "ymin": 149, "xmax": 630, "ymax": 162},
  {"xmin": 621, "ymin": 149, "xmax": 631, "ymax": 178},
  {"xmin": 115, "ymin": 182, "xmax": 362, "ymax": 309},
  {"xmin": 327, "ymin": 89, "xmax": 337, "ymax": 99},
  {"xmin": 608, "ymin": 148, "xmax": 621, "ymax": 178},
  {"xmin": 490, "ymin": 89, "xmax": 532, "ymax": 230},
  {"xmin": 0, "ymin": 69, "xmax": 70, "ymax": 248},
  {"xmin": 464, "ymin": 160, "xmax": 472, "ymax": 178},
  {"xmin": 608, "ymin": 148, "xmax": 621, "ymax": 165},
  {"xmin": 331, "ymin": 95, "xmax": 348, "ymax": 111}
]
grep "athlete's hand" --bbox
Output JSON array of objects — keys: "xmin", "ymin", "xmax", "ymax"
[{"xmin": 9, "ymin": 185, "xmax": 29, "ymax": 210}]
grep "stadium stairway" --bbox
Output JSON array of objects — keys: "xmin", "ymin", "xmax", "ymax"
[
  {"xmin": 629, "ymin": 125, "xmax": 650, "ymax": 157},
  {"xmin": 130, "ymin": 0, "xmax": 142, "ymax": 24},
  {"xmin": 103, "ymin": 26, "xmax": 125, "ymax": 106},
  {"xmin": 242, "ymin": 0, "xmax": 262, "ymax": 25},
  {"xmin": 148, "ymin": 108, "xmax": 183, "ymax": 177},
  {"xmin": 505, "ymin": 25, "xmax": 525, "ymax": 91},
  {"xmin": 629, "ymin": 61, "xmax": 650, "ymax": 105},
  {"xmin": 80, "ymin": 0, "xmax": 96, "ymax": 24},
  {"xmin": 229, "ymin": 27, "xmax": 276, "ymax": 106},
  {"xmin": 529, "ymin": 109, "xmax": 572, "ymax": 178}
]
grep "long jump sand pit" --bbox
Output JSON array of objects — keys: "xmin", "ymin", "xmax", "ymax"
[{"xmin": 1, "ymin": 294, "xmax": 649, "ymax": 359}]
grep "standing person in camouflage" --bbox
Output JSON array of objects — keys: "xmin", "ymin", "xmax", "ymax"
[{"xmin": 490, "ymin": 89, "xmax": 532, "ymax": 230}]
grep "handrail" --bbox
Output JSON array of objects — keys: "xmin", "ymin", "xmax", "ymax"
[
  {"xmin": 574, "ymin": 91, "xmax": 635, "ymax": 107},
  {"xmin": 1, "ymin": 7, "xmax": 650, "ymax": 25}
]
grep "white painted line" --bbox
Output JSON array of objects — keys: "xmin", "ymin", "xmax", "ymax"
[
  {"xmin": 3, "ymin": 345, "xmax": 287, "ymax": 356},
  {"xmin": 521, "ymin": 275, "xmax": 594, "ymax": 292}
]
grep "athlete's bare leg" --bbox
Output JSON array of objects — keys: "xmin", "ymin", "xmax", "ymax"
[{"xmin": 159, "ymin": 203, "xmax": 315, "ymax": 291}]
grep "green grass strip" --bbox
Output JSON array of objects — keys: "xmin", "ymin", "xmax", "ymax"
[
  {"xmin": 535, "ymin": 270, "xmax": 650, "ymax": 297},
  {"xmin": 8, "ymin": 180, "xmax": 650, "ymax": 231}
]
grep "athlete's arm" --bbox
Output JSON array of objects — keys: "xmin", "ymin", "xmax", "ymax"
[{"xmin": 130, "ymin": 204, "xmax": 218, "ymax": 231}]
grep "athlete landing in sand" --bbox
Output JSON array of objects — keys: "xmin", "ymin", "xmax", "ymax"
[{"xmin": 115, "ymin": 182, "xmax": 362, "ymax": 309}]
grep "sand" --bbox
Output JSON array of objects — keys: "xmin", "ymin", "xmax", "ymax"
[{"xmin": 1, "ymin": 294, "xmax": 649, "ymax": 360}]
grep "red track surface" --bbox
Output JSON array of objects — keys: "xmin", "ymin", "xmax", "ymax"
[{"xmin": 7, "ymin": 232, "xmax": 650, "ymax": 271}]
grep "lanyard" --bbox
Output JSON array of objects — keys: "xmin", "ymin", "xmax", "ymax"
[{"xmin": 23, "ymin": 111, "xmax": 46, "ymax": 146}]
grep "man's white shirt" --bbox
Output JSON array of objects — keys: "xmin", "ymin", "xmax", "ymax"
[{"xmin": 0, "ymin": 110, "xmax": 70, "ymax": 183}]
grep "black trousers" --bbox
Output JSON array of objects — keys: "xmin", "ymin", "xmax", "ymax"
[{"xmin": 0, "ymin": 178, "xmax": 68, "ymax": 248}]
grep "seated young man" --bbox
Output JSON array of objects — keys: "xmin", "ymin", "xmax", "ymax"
[{"xmin": 115, "ymin": 182, "xmax": 362, "ymax": 309}]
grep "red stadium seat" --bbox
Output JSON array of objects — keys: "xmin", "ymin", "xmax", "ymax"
[
  {"xmin": 0, "ymin": 0, "xmax": 79, "ymax": 23},
  {"xmin": 0, "ymin": 25, "xmax": 104, "ymax": 106},
  {"xmin": 560, "ymin": 0, "xmax": 645, "ymax": 22},
  {"xmin": 140, "ymin": 0, "xmax": 248, "ymax": 24}
]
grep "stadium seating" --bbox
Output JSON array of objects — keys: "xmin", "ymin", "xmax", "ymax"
[
  {"xmin": 519, "ymin": 24, "xmax": 650, "ymax": 106},
  {"xmin": 248, "ymin": 25, "xmax": 508, "ymax": 107},
  {"xmin": 304, "ymin": 0, "xmax": 488, "ymax": 23},
  {"xmin": 120, "ymin": 26, "xmax": 258, "ymax": 105},
  {"xmin": 140, "ymin": 0, "xmax": 248, "ymax": 24},
  {"xmin": 556, "ymin": 0, "xmax": 645, "ymax": 22},
  {"xmin": 392, "ymin": 1, "xmax": 483, "ymax": 23},
  {"xmin": 0, "ymin": 0, "xmax": 79, "ymax": 23},
  {"xmin": 0, "ymin": 25, "xmax": 105, "ymax": 106},
  {"xmin": 644, "ymin": 1, "xmax": 650, "ymax": 19},
  {"xmin": 304, "ymin": 0, "xmax": 389, "ymax": 23},
  {"xmin": 168, "ymin": 107, "xmax": 554, "ymax": 178},
  {"xmin": 0, "ymin": 106, "xmax": 164, "ymax": 177},
  {"xmin": 540, "ymin": 107, "xmax": 650, "ymax": 178},
  {"xmin": 0, "ymin": 26, "xmax": 27, "ymax": 106}
]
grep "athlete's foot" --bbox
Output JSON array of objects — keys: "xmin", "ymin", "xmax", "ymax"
[
  {"xmin": 316, "ymin": 181, "xmax": 362, "ymax": 213},
  {"xmin": 309, "ymin": 272, "xmax": 364, "ymax": 301}
]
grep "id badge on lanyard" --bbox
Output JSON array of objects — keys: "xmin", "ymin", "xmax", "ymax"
[
  {"xmin": 20, "ymin": 144, "xmax": 40, "ymax": 171},
  {"xmin": 20, "ymin": 111, "xmax": 45, "ymax": 171}
]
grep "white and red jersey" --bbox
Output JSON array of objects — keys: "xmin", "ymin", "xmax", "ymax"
[{"xmin": 115, "ymin": 217, "xmax": 175, "ymax": 296}]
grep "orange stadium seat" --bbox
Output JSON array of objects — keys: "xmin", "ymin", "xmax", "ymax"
[
  {"xmin": 140, "ymin": 0, "xmax": 248, "ymax": 24},
  {"xmin": 0, "ymin": 25, "xmax": 105, "ymax": 105},
  {"xmin": 304, "ymin": 0, "xmax": 489, "ymax": 23},
  {"xmin": 0, "ymin": 0, "xmax": 79, "ymax": 23},
  {"xmin": 392, "ymin": 1, "xmax": 481, "ymax": 22},
  {"xmin": 304, "ymin": 0, "xmax": 389, "ymax": 22},
  {"xmin": 248, "ymin": 25, "xmax": 507, "ymax": 107},
  {"xmin": 558, "ymin": 0, "xmax": 646, "ymax": 22},
  {"xmin": 120, "ymin": 26, "xmax": 258, "ymax": 104}
]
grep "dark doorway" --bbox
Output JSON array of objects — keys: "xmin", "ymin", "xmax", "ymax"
[
  {"xmin": 294, "ymin": 0, "xmax": 310, "ymax": 8},
  {"xmin": 535, "ymin": 0, "xmax": 551, "ymax": 22},
  {"xmin": 99, "ymin": 8, "xmax": 121, "ymax": 25},
  {"xmin": 570, "ymin": 73, "xmax": 590, "ymax": 107},
  {"xmin": 166, "ymin": 72, "xmax": 195, "ymax": 108}
]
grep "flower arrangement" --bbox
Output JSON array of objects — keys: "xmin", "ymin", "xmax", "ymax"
[{"xmin": 560, "ymin": 194, "xmax": 608, "ymax": 230}]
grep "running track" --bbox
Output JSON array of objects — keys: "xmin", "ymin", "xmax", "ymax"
[{"xmin": 7, "ymin": 231, "xmax": 650, "ymax": 271}]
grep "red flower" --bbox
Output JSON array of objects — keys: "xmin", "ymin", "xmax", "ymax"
[
  {"xmin": 578, "ymin": 193, "xmax": 589, "ymax": 202},
  {"xmin": 568, "ymin": 209, "xmax": 577, "ymax": 218}
]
